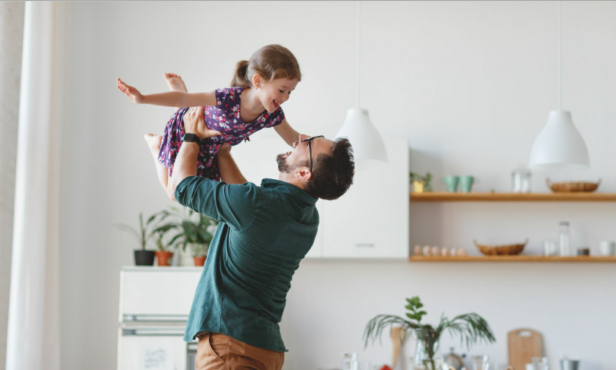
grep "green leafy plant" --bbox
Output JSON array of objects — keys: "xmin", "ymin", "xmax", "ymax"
[
  {"xmin": 151, "ymin": 223, "xmax": 178, "ymax": 252},
  {"xmin": 115, "ymin": 212, "xmax": 160, "ymax": 250},
  {"xmin": 410, "ymin": 172, "xmax": 433, "ymax": 192},
  {"xmin": 154, "ymin": 206, "xmax": 218, "ymax": 253},
  {"xmin": 191, "ymin": 243, "xmax": 209, "ymax": 258},
  {"xmin": 364, "ymin": 296, "xmax": 496, "ymax": 370}
]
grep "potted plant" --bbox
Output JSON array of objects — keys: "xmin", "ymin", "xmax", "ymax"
[
  {"xmin": 150, "ymin": 222, "xmax": 177, "ymax": 267},
  {"xmin": 364, "ymin": 296, "xmax": 496, "ymax": 370},
  {"xmin": 192, "ymin": 243, "xmax": 208, "ymax": 266},
  {"xmin": 410, "ymin": 172, "xmax": 433, "ymax": 193},
  {"xmin": 115, "ymin": 212, "xmax": 159, "ymax": 266},
  {"xmin": 155, "ymin": 207, "xmax": 218, "ymax": 266}
]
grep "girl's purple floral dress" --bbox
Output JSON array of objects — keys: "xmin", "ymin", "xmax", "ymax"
[{"xmin": 159, "ymin": 87, "xmax": 285, "ymax": 181}]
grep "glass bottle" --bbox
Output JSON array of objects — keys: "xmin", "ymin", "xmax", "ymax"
[
  {"xmin": 559, "ymin": 222, "xmax": 571, "ymax": 256},
  {"xmin": 342, "ymin": 353, "xmax": 358, "ymax": 370}
]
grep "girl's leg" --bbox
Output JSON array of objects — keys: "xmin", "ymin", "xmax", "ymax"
[
  {"xmin": 144, "ymin": 133, "xmax": 170, "ymax": 193},
  {"xmin": 146, "ymin": 74, "xmax": 188, "ymax": 196}
]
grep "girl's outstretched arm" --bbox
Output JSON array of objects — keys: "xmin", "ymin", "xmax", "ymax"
[
  {"xmin": 117, "ymin": 78, "xmax": 217, "ymax": 107},
  {"xmin": 274, "ymin": 118, "xmax": 300, "ymax": 146}
]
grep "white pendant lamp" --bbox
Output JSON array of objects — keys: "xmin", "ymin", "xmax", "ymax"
[
  {"xmin": 335, "ymin": 2, "xmax": 387, "ymax": 163},
  {"xmin": 529, "ymin": 2, "xmax": 590, "ymax": 170}
]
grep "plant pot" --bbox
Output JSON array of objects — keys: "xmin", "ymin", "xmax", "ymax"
[
  {"xmin": 193, "ymin": 256, "xmax": 206, "ymax": 266},
  {"xmin": 413, "ymin": 180, "xmax": 425, "ymax": 193},
  {"xmin": 187, "ymin": 243, "xmax": 209, "ymax": 266},
  {"xmin": 155, "ymin": 251, "xmax": 174, "ymax": 266},
  {"xmin": 134, "ymin": 250, "xmax": 155, "ymax": 266},
  {"xmin": 178, "ymin": 245, "xmax": 195, "ymax": 266}
]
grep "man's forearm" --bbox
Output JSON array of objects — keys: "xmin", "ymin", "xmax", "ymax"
[
  {"xmin": 217, "ymin": 149, "xmax": 247, "ymax": 185},
  {"xmin": 168, "ymin": 142, "xmax": 200, "ymax": 200}
]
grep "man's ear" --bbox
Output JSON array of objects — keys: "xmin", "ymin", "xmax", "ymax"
[{"xmin": 294, "ymin": 167, "xmax": 312, "ymax": 181}]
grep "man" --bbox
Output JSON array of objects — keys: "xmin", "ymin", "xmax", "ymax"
[{"xmin": 168, "ymin": 106, "xmax": 355, "ymax": 370}]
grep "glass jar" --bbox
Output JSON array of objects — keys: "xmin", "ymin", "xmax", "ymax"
[
  {"xmin": 413, "ymin": 333, "xmax": 441, "ymax": 370},
  {"xmin": 531, "ymin": 357, "xmax": 549, "ymax": 370},
  {"xmin": 472, "ymin": 355, "xmax": 489, "ymax": 370},
  {"xmin": 512, "ymin": 166, "xmax": 532, "ymax": 193},
  {"xmin": 559, "ymin": 222, "xmax": 571, "ymax": 256}
]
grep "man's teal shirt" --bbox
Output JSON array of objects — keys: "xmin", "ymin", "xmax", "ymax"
[{"xmin": 176, "ymin": 176, "xmax": 319, "ymax": 352}]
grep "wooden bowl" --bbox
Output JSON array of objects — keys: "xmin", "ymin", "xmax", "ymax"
[
  {"xmin": 474, "ymin": 239, "xmax": 528, "ymax": 256},
  {"xmin": 547, "ymin": 179, "xmax": 601, "ymax": 193}
]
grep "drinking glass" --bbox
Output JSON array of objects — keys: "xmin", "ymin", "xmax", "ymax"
[
  {"xmin": 544, "ymin": 240, "xmax": 557, "ymax": 256},
  {"xmin": 532, "ymin": 357, "xmax": 549, "ymax": 370},
  {"xmin": 472, "ymin": 355, "xmax": 489, "ymax": 370}
]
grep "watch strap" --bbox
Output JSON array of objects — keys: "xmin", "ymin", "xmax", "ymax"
[{"xmin": 182, "ymin": 133, "xmax": 202, "ymax": 145}]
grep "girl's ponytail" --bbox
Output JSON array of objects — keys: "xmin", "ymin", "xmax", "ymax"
[
  {"xmin": 230, "ymin": 45, "xmax": 301, "ymax": 88},
  {"xmin": 231, "ymin": 60, "xmax": 251, "ymax": 88}
]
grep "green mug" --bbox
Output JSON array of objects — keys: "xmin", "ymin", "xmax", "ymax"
[
  {"xmin": 459, "ymin": 176, "xmax": 475, "ymax": 193},
  {"xmin": 444, "ymin": 176, "xmax": 459, "ymax": 192}
]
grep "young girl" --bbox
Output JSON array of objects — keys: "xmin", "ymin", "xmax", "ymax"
[{"xmin": 116, "ymin": 44, "xmax": 301, "ymax": 195}]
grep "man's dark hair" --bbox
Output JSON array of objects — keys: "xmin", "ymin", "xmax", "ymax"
[{"xmin": 304, "ymin": 138, "xmax": 355, "ymax": 200}]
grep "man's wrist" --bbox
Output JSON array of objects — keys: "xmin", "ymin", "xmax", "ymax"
[
  {"xmin": 182, "ymin": 141, "xmax": 200, "ymax": 148},
  {"xmin": 186, "ymin": 130, "xmax": 206, "ymax": 141},
  {"xmin": 182, "ymin": 133, "xmax": 202, "ymax": 145}
]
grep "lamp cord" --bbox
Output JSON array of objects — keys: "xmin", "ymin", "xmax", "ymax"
[
  {"xmin": 558, "ymin": 1, "xmax": 562, "ymax": 111},
  {"xmin": 356, "ymin": 1, "xmax": 361, "ymax": 109}
]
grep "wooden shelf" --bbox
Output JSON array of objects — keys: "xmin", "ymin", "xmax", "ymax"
[
  {"xmin": 409, "ymin": 192, "xmax": 616, "ymax": 202},
  {"xmin": 409, "ymin": 255, "xmax": 616, "ymax": 263}
]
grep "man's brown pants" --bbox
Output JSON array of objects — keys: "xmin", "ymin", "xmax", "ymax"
[{"xmin": 196, "ymin": 332, "xmax": 284, "ymax": 370}]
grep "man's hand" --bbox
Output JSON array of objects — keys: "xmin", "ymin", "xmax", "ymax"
[
  {"xmin": 219, "ymin": 143, "xmax": 231, "ymax": 153},
  {"xmin": 183, "ymin": 106, "xmax": 222, "ymax": 140},
  {"xmin": 116, "ymin": 78, "xmax": 144, "ymax": 104}
]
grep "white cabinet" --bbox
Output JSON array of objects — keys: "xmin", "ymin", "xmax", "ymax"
[
  {"xmin": 120, "ymin": 267, "xmax": 202, "ymax": 317},
  {"xmin": 118, "ymin": 267, "xmax": 202, "ymax": 370},
  {"xmin": 319, "ymin": 139, "xmax": 409, "ymax": 258},
  {"xmin": 230, "ymin": 137, "xmax": 409, "ymax": 259}
]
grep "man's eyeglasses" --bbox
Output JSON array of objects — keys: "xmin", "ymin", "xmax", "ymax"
[{"xmin": 300, "ymin": 135, "xmax": 324, "ymax": 173}]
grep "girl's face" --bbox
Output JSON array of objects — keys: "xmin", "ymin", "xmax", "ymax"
[{"xmin": 257, "ymin": 77, "xmax": 299, "ymax": 113}]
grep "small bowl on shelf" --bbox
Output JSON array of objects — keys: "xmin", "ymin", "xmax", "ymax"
[
  {"xmin": 547, "ymin": 179, "xmax": 600, "ymax": 193},
  {"xmin": 474, "ymin": 239, "xmax": 528, "ymax": 256}
]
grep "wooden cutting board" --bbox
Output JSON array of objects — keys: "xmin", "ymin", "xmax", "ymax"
[
  {"xmin": 390, "ymin": 326, "xmax": 406, "ymax": 368},
  {"xmin": 508, "ymin": 328, "xmax": 543, "ymax": 370}
]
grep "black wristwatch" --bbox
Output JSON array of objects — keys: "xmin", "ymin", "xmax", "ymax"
[{"xmin": 182, "ymin": 133, "xmax": 202, "ymax": 145}]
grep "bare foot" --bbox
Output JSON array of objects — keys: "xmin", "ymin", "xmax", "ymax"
[
  {"xmin": 144, "ymin": 133, "xmax": 163, "ymax": 159},
  {"xmin": 163, "ymin": 73, "xmax": 187, "ymax": 93}
]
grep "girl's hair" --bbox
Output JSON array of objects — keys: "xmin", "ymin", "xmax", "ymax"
[{"xmin": 231, "ymin": 44, "xmax": 301, "ymax": 88}]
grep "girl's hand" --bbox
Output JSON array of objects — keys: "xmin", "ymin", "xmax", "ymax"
[
  {"xmin": 183, "ymin": 106, "xmax": 222, "ymax": 140},
  {"xmin": 116, "ymin": 78, "xmax": 144, "ymax": 104}
]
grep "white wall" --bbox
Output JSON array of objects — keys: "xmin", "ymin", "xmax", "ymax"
[{"xmin": 61, "ymin": 2, "xmax": 616, "ymax": 370}]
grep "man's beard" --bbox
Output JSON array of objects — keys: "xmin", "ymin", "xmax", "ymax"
[
  {"xmin": 277, "ymin": 153, "xmax": 311, "ymax": 174},
  {"xmin": 277, "ymin": 154, "xmax": 293, "ymax": 174}
]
